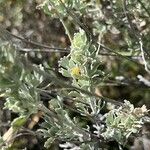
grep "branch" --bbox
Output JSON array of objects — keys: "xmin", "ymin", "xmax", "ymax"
[
  {"xmin": 0, "ymin": 25, "xmax": 70, "ymax": 52},
  {"xmin": 99, "ymin": 43, "xmax": 145, "ymax": 68},
  {"xmin": 27, "ymin": 64, "xmax": 123, "ymax": 106},
  {"xmin": 1, "ymin": 25, "xmax": 144, "ymax": 61},
  {"xmin": 58, "ymin": 0, "xmax": 92, "ymax": 44},
  {"xmin": 139, "ymin": 39, "xmax": 150, "ymax": 73}
]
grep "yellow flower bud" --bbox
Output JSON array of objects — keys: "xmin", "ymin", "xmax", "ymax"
[{"xmin": 71, "ymin": 67, "xmax": 81, "ymax": 77}]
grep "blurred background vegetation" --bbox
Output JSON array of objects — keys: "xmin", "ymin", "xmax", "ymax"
[{"xmin": 0, "ymin": 0, "xmax": 150, "ymax": 149}]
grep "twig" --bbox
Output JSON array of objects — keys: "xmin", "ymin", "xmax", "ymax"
[
  {"xmin": 137, "ymin": 75, "xmax": 150, "ymax": 87},
  {"xmin": 18, "ymin": 47, "xmax": 142, "ymax": 59},
  {"xmin": 60, "ymin": 18, "xmax": 73, "ymax": 43},
  {"xmin": 139, "ymin": 39, "xmax": 150, "ymax": 73},
  {"xmin": 99, "ymin": 43, "xmax": 144, "ymax": 68},
  {"xmin": 58, "ymin": 0, "xmax": 92, "ymax": 44},
  {"xmin": 47, "ymin": 1, "xmax": 73, "ymax": 42},
  {"xmin": 18, "ymin": 48, "xmax": 68, "ymax": 53},
  {"xmin": 0, "ymin": 25, "xmax": 69, "ymax": 52},
  {"xmin": 37, "ymin": 88, "xmax": 90, "ymax": 106},
  {"xmin": 7, "ymin": 128, "xmax": 37, "ymax": 144}
]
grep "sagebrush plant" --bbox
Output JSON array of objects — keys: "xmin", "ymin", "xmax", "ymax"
[{"xmin": 0, "ymin": 0, "xmax": 150, "ymax": 149}]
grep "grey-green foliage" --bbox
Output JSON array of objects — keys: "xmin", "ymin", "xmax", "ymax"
[
  {"xmin": 59, "ymin": 28, "xmax": 148, "ymax": 148},
  {"xmin": 39, "ymin": 0, "xmax": 149, "ymax": 149},
  {"xmin": 0, "ymin": 42, "xmax": 22, "ymax": 99},
  {"xmin": 59, "ymin": 29, "xmax": 103, "ymax": 89},
  {"xmin": 39, "ymin": 96, "xmax": 100, "ymax": 149},
  {"xmin": 102, "ymin": 100, "xmax": 148, "ymax": 144},
  {"xmin": 0, "ymin": 0, "xmax": 149, "ymax": 149},
  {"xmin": 39, "ymin": 0, "xmax": 87, "ymax": 18},
  {"xmin": 0, "ymin": 41, "xmax": 43, "ymax": 129},
  {"xmin": 58, "ymin": 29, "xmax": 103, "ymax": 117}
]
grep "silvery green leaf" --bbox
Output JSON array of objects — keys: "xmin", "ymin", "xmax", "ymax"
[
  {"xmin": 59, "ymin": 56, "xmax": 70, "ymax": 69},
  {"xmin": 44, "ymin": 137, "xmax": 55, "ymax": 148},
  {"xmin": 59, "ymin": 68, "xmax": 71, "ymax": 77},
  {"xmin": 106, "ymin": 112, "xmax": 114, "ymax": 125},
  {"xmin": 71, "ymin": 29, "xmax": 87, "ymax": 51},
  {"xmin": 11, "ymin": 115, "xmax": 27, "ymax": 128}
]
